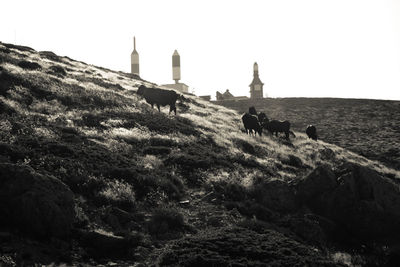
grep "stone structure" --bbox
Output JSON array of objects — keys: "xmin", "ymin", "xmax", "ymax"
[
  {"xmin": 162, "ymin": 49, "xmax": 189, "ymax": 93},
  {"xmin": 216, "ymin": 89, "xmax": 248, "ymax": 101},
  {"xmin": 249, "ymin": 62, "xmax": 264, "ymax": 99},
  {"xmin": 130, "ymin": 37, "xmax": 139, "ymax": 76}
]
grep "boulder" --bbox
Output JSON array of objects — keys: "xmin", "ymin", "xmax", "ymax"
[
  {"xmin": 296, "ymin": 165, "xmax": 337, "ymax": 207},
  {"xmin": 0, "ymin": 163, "xmax": 75, "ymax": 238},
  {"xmin": 297, "ymin": 163, "xmax": 400, "ymax": 241},
  {"xmin": 251, "ymin": 179, "xmax": 298, "ymax": 213},
  {"xmin": 78, "ymin": 229, "xmax": 140, "ymax": 259}
]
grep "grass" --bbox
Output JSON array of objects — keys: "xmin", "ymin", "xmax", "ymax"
[
  {"xmin": 217, "ymin": 98, "xmax": 400, "ymax": 170},
  {"xmin": 1, "ymin": 40, "xmax": 399, "ymax": 266}
]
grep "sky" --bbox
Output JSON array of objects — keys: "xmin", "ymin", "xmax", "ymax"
[{"xmin": 1, "ymin": 0, "xmax": 400, "ymax": 100}]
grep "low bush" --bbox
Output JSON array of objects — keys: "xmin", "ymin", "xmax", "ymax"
[
  {"xmin": 18, "ymin": 60, "xmax": 41, "ymax": 70},
  {"xmin": 97, "ymin": 179, "xmax": 136, "ymax": 209},
  {"xmin": 225, "ymin": 200, "xmax": 274, "ymax": 222},
  {"xmin": 212, "ymin": 181, "xmax": 247, "ymax": 201},
  {"xmin": 148, "ymin": 207, "xmax": 185, "ymax": 238},
  {"xmin": 48, "ymin": 65, "xmax": 67, "ymax": 76},
  {"xmin": 143, "ymin": 146, "xmax": 171, "ymax": 155}
]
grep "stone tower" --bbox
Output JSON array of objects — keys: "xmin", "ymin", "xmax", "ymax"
[
  {"xmin": 131, "ymin": 37, "xmax": 139, "ymax": 76},
  {"xmin": 172, "ymin": 50, "xmax": 181, "ymax": 84},
  {"xmin": 249, "ymin": 62, "xmax": 264, "ymax": 99}
]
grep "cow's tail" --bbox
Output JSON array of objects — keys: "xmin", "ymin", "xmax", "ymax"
[{"xmin": 289, "ymin": 131, "xmax": 296, "ymax": 138}]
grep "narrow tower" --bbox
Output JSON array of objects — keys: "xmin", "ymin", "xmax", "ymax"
[
  {"xmin": 131, "ymin": 37, "xmax": 140, "ymax": 76},
  {"xmin": 172, "ymin": 50, "xmax": 181, "ymax": 84},
  {"xmin": 249, "ymin": 62, "xmax": 264, "ymax": 99}
]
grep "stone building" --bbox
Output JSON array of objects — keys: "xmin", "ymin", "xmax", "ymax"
[{"xmin": 249, "ymin": 62, "xmax": 264, "ymax": 99}]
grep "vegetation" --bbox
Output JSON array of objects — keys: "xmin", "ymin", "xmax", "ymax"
[{"xmin": 1, "ymin": 41, "xmax": 399, "ymax": 266}]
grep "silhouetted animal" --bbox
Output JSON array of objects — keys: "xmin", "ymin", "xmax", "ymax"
[
  {"xmin": 249, "ymin": 106, "xmax": 257, "ymax": 115},
  {"xmin": 258, "ymin": 112, "xmax": 268, "ymax": 125},
  {"xmin": 242, "ymin": 113, "xmax": 262, "ymax": 136},
  {"xmin": 137, "ymin": 85, "xmax": 179, "ymax": 115},
  {"xmin": 264, "ymin": 120, "xmax": 295, "ymax": 139},
  {"xmin": 306, "ymin": 125, "xmax": 318, "ymax": 141}
]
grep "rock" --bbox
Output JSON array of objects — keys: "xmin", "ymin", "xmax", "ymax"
[
  {"xmin": 298, "ymin": 163, "xmax": 400, "ymax": 241},
  {"xmin": 0, "ymin": 163, "xmax": 75, "ymax": 238},
  {"xmin": 79, "ymin": 229, "xmax": 138, "ymax": 259},
  {"xmin": 296, "ymin": 165, "xmax": 337, "ymax": 207},
  {"xmin": 327, "ymin": 164, "xmax": 400, "ymax": 240},
  {"xmin": 251, "ymin": 179, "xmax": 298, "ymax": 213}
]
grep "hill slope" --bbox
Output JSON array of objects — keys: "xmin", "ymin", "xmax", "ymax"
[
  {"xmin": 1, "ymin": 41, "xmax": 400, "ymax": 266},
  {"xmin": 215, "ymin": 98, "xmax": 400, "ymax": 170}
]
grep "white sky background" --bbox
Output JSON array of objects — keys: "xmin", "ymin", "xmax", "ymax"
[{"xmin": 1, "ymin": 0, "xmax": 400, "ymax": 100}]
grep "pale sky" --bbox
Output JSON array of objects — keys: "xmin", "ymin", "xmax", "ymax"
[{"xmin": 1, "ymin": 0, "xmax": 400, "ymax": 100}]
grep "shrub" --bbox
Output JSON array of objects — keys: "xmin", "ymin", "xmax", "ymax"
[
  {"xmin": 148, "ymin": 207, "xmax": 185, "ymax": 238},
  {"xmin": 3, "ymin": 43, "xmax": 35, "ymax": 52},
  {"xmin": 39, "ymin": 51, "xmax": 61, "ymax": 62},
  {"xmin": 48, "ymin": 65, "xmax": 67, "ymax": 77},
  {"xmin": 97, "ymin": 179, "xmax": 136, "ymax": 209},
  {"xmin": 212, "ymin": 181, "xmax": 247, "ymax": 201},
  {"xmin": 234, "ymin": 138, "xmax": 256, "ymax": 155},
  {"xmin": 281, "ymin": 155, "xmax": 304, "ymax": 168},
  {"xmin": 225, "ymin": 200, "xmax": 274, "ymax": 222},
  {"xmin": 149, "ymin": 137, "xmax": 177, "ymax": 147},
  {"xmin": 18, "ymin": 60, "xmax": 41, "ymax": 70},
  {"xmin": 143, "ymin": 146, "xmax": 171, "ymax": 155}
]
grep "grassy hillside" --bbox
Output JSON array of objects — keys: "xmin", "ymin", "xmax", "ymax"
[
  {"xmin": 1, "ymin": 41, "xmax": 400, "ymax": 266},
  {"xmin": 215, "ymin": 98, "xmax": 400, "ymax": 170}
]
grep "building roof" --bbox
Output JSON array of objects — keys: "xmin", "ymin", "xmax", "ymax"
[{"xmin": 249, "ymin": 76, "xmax": 264, "ymax": 87}]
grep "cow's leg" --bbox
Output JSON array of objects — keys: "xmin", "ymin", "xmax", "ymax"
[
  {"xmin": 151, "ymin": 103, "xmax": 154, "ymax": 109},
  {"xmin": 157, "ymin": 104, "xmax": 161, "ymax": 112},
  {"xmin": 169, "ymin": 105, "xmax": 176, "ymax": 115}
]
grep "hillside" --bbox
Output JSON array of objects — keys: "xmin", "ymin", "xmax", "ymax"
[
  {"xmin": 1, "ymin": 41, "xmax": 400, "ymax": 266},
  {"xmin": 215, "ymin": 98, "xmax": 400, "ymax": 171}
]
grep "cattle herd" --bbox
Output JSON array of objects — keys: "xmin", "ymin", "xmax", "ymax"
[
  {"xmin": 135, "ymin": 86, "xmax": 318, "ymax": 141},
  {"xmin": 242, "ymin": 106, "xmax": 318, "ymax": 141}
]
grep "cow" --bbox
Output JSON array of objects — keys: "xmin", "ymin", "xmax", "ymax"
[
  {"xmin": 257, "ymin": 112, "xmax": 268, "ymax": 125},
  {"xmin": 249, "ymin": 106, "xmax": 257, "ymax": 115},
  {"xmin": 306, "ymin": 125, "xmax": 318, "ymax": 141},
  {"xmin": 263, "ymin": 120, "xmax": 295, "ymax": 139},
  {"xmin": 137, "ymin": 85, "xmax": 179, "ymax": 115},
  {"xmin": 242, "ymin": 113, "xmax": 262, "ymax": 136}
]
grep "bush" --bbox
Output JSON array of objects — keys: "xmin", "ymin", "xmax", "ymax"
[
  {"xmin": 148, "ymin": 207, "xmax": 185, "ymax": 238},
  {"xmin": 225, "ymin": 200, "xmax": 274, "ymax": 222},
  {"xmin": 97, "ymin": 179, "xmax": 136, "ymax": 209},
  {"xmin": 234, "ymin": 138, "xmax": 256, "ymax": 155},
  {"xmin": 143, "ymin": 146, "xmax": 171, "ymax": 155},
  {"xmin": 39, "ymin": 51, "xmax": 61, "ymax": 62},
  {"xmin": 48, "ymin": 65, "xmax": 67, "ymax": 76},
  {"xmin": 212, "ymin": 181, "xmax": 247, "ymax": 201},
  {"xmin": 18, "ymin": 60, "xmax": 41, "ymax": 70}
]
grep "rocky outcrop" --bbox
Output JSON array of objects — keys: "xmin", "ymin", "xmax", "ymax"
[
  {"xmin": 252, "ymin": 179, "xmax": 298, "ymax": 213},
  {"xmin": 0, "ymin": 163, "xmax": 75, "ymax": 238},
  {"xmin": 296, "ymin": 163, "xmax": 400, "ymax": 241},
  {"xmin": 78, "ymin": 229, "xmax": 141, "ymax": 259}
]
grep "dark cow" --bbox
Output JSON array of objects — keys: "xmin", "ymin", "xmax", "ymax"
[
  {"xmin": 306, "ymin": 125, "xmax": 318, "ymax": 141},
  {"xmin": 249, "ymin": 106, "xmax": 257, "ymax": 115},
  {"xmin": 242, "ymin": 113, "xmax": 262, "ymax": 136},
  {"xmin": 257, "ymin": 112, "xmax": 268, "ymax": 125},
  {"xmin": 263, "ymin": 120, "xmax": 295, "ymax": 139},
  {"xmin": 137, "ymin": 85, "xmax": 179, "ymax": 115}
]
